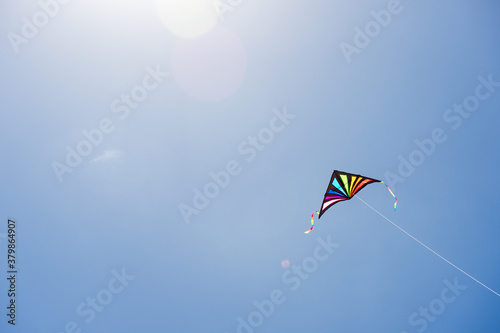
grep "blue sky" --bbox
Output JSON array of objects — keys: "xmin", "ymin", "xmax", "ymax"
[{"xmin": 1, "ymin": 0, "xmax": 500, "ymax": 332}]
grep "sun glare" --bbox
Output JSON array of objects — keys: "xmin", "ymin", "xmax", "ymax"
[{"xmin": 156, "ymin": 0, "xmax": 218, "ymax": 39}]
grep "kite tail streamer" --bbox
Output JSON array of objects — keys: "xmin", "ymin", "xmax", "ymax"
[
  {"xmin": 381, "ymin": 181, "xmax": 397, "ymax": 210},
  {"xmin": 305, "ymin": 211, "xmax": 319, "ymax": 233}
]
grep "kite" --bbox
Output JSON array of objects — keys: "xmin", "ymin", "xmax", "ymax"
[
  {"xmin": 303, "ymin": 171, "xmax": 500, "ymax": 299},
  {"xmin": 305, "ymin": 170, "xmax": 397, "ymax": 233}
]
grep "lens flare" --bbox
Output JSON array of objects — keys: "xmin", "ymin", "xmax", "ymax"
[
  {"xmin": 156, "ymin": 0, "xmax": 218, "ymax": 39},
  {"xmin": 281, "ymin": 260, "xmax": 290, "ymax": 269}
]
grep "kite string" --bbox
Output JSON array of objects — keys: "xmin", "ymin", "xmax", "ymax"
[{"xmin": 355, "ymin": 195, "xmax": 500, "ymax": 298}]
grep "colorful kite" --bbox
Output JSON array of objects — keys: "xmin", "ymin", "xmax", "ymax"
[{"xmin": 305, "ymin": 170, "xmax": 397, "ymax": 233}]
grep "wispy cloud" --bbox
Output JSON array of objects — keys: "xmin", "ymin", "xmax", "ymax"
[{"xmin": 90, "ymin": 150, "xmax": 123, "ymax": 163}]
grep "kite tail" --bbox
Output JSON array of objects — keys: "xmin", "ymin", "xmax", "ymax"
[
  {"xmin": 381, "ymin": 181, "xmax": 397, "ymax": 210},
  {"xmin": 305, "ymin": 211, "xmax": 320, "ymax": 233}
]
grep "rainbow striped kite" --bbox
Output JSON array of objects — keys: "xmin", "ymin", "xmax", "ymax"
[{"xmin": 305, "ymin": 170, "xmax": 397, "ymax": 233}]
